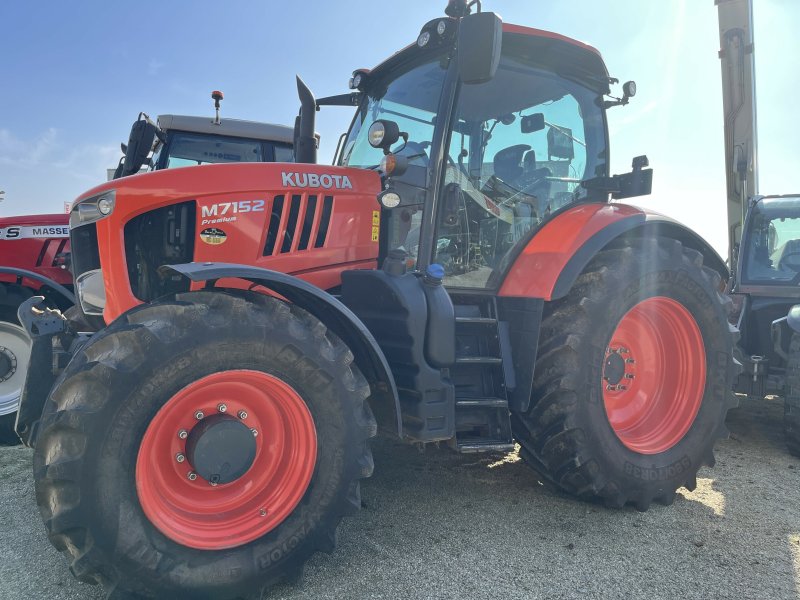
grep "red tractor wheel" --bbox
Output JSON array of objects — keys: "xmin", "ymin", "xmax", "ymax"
[
  {"xmin": 512, "ymin": 238, "xmax": 738, "ymax": 510},
  {"xmin": 33, "ymin": 291, "xmax": 376, "ymax": 598}
]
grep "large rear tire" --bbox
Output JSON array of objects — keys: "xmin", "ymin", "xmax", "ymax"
[
  {"xmin": 0, "ymin": 283, "xmax": 34, "ymax": 446},
  {"xmin": 33, "ymin": 291, "xmax": 376, "ymax": 598},
  {"xmin": 512, "ymin": 238, "xmax": 738, "ymax": 510},
  {"xmin": 783, "ymin": 334, "xmax": 800, "ymax": 457}
]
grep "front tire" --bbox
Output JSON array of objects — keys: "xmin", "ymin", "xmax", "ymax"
[
  {"xmin": 512, "ymin": 238, "xmax": 738, "ymax": 510},
  {"xmin": 34, "ymin": 291, "xmax": 376, "ymax": 598}
]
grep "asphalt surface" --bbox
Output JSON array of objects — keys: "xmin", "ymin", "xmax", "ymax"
[{"xmin": 1, "ymin": 396, "xmax": 799, "ymax": 600}]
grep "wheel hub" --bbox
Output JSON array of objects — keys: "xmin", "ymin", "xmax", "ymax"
[
  {"xmin": 184, "ymin": 414, "xmax": 257, "ymax": 484},
  {"xmin": 602, "ymin": 350, "xmax": 627, "ymax": 387},
  {"xmin": 0, "ymin": 348, "xmax": 15, "ymax": 382}
]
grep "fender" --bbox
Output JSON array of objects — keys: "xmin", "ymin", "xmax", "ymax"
[
  {"xmin": 499, "ymin": 203, "xmax": 728, "ymax": 300},
  {"xmin": 164, "ymin": 262, "xmax": 402, "ymax": 437},
  {"xmin": 0, "ymin": 267, "xmax": 76, "ymax": 304}
]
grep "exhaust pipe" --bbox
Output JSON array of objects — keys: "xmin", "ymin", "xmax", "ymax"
[{"xmin": 294, "ymin": 76, "xmax": 317, "ymax": 164}]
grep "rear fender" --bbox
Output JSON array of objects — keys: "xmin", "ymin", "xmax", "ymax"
[
  {"xmin": 499, "ymin": 203, "xmax": 728, "ymax": 301},
  {"xmin": 164, "ymin": 262, "xmax": 402, "ymax": 438}
]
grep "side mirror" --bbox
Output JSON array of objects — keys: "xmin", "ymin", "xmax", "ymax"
[
  {"xmin": 521, "ymin": 113, "xmax": 545, "ymax": 134},
  {"xmin": 612, "ymin": 156, "xmax": 653, "ymax": 199},
  {"xmin": 581, "ymin": 155, "xmax": 653, "ymax": 200},
  {"xmin": 122, "ymin": 117, "xmax": 158, "ymax": 177},
  {"xmin": 547, "ymin": 126, "xmax": 575, "ymax": 160},
  {"xmin": 457, "ymin": 12, "xmax": 503, "ymax": 85},
  {"xmin": 442, "ymin": 182, "xmax": 465, "ymax": 226}
]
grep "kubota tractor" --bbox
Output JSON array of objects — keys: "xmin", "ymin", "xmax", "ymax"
[
  {"xmin": 17, "ymin": 3, "xmax": 737, "ymax": 597},
  {"xmin": 0, "ymin": 93, "xmax": 297, "ymax": 445}
]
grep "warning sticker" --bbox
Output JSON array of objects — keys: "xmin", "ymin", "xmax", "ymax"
[
  {"xmin": 371, "ymin": 211, "xmax": 380, "ymax": 242},
  {"xmin": 200, "ymin": 228, "xmax": 228, "ymax": 245}
]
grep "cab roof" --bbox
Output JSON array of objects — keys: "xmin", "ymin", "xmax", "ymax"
[
  {"xmin": 157, "ymin": 115, "xmax": 295, "ymax": 144},
  {"xmin": 367, "ymin": 20, "xmax": 610, "ymax": 94}
]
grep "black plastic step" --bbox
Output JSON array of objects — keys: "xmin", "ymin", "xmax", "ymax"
[
  {"xmin": 455, "ymin": 356, "xmax": 503, "ymax": 365},
  {"xmin": 455, "ymin": 398, "xmax": 508, "ymax": 409},
  {"xmin": 456, "ymin": 442, "xmax": 516, "ymax": 454},
  {"xmin": 455, "ymin": 316, "xmax": 498, "ymax": 325}
]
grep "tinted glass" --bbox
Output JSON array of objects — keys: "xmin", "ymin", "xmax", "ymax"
[
  {"xmin": 165, "ymin": 132, "xmax": 264, "ymax": 168},
  {"xmin": 434, "ymin": 56, "xmax": 606, "ymax": 288},
  {"xmin": 743, "ymin": 197, "xmax": 800, "ymax": 284}
]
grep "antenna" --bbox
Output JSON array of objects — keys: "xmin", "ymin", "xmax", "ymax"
[{"xmin": 211, "ymin": 90, "xmax": 224, "ymax": 125}]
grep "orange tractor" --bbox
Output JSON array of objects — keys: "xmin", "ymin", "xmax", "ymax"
[{"xmin": 18, "ymin": 3, "xmax": 737, "ymax": 597}]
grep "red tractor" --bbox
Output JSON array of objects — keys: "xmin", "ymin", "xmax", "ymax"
[
  {"xmin": 18, "ymin": 3, "xmax": 737, "ymax": 598},
  {"xmin": 0, "ymin": 96, "xmax": 297, "ymax": 444}
]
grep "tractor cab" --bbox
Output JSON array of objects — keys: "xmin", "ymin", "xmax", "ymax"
[
  {"xmin": 310, "ymin": 9, "xmax": 649, "ymax": 288},
  {"xmin": 731, "ymin": 194, "xmax": 800, "ymax": 397},
  {"xmin": 112, "ymin": 92, "xmax": 296, "ymax": 179},
  {"xmin": 738, "ymin": 195, "xmax": 800, "ymax": 289}
]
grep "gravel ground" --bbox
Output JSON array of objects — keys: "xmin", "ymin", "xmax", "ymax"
[{"xmin": 1, "ymin": 396, "xmax": 799, "ymax": 600}]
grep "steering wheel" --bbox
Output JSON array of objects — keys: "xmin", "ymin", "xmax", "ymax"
[{"xmin": 779, "ymin": 251, "xmax": 800, "ymax": 271}]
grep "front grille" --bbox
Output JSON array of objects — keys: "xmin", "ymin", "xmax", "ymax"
[
  {"xmin": 263, "ymin": 194, "xmax": 333, "ymax": 256},
  {"xmin": 70, "ymin": 223, "xmax": 100, "ymax": 279}
]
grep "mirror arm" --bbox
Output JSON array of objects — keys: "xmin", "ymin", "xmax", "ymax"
[{"xmin": 316, "ymin": 92, "xmax": 362, "ymax": 108}]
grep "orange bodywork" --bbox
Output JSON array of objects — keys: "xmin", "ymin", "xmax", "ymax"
[
  {"xmin": 499, "ymin": 203, "xmax": 645, "ymax": 300},
  {"xmin": 81, "ymin": 163, "xmax": 382, "ymax": 322}
]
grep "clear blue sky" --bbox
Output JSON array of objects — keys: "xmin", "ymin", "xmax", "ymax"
[{"xmin": 0, "ymin": 0, "xmax": 797, "ymax": 255}]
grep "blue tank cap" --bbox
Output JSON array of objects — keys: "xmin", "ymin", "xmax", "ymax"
[{"xmin": 426, "ymin": 263, "xmax": 445, "ymax": 281}]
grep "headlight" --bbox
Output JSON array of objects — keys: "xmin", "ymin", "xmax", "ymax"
[
  {"xmin": 368, "ymin": 122, "xmax": 387, "ymax": 148},
  {"xmin": 378, "ymin": 190, "xmax": 401, "ymax": 209},
  {"xmin": 75, "ymin": 268, "xmax": 106, "ymax": 316},
  {"xmin": 437, "ymin": 20, "xmax": 447, "ymax": 35},
  {"xmin": 417, "ymin": 31, "xmax": 431, "ymax": 48},
  {"xmin": 69, "ymin": 190, "xmax": 116, "ymax": 228}
]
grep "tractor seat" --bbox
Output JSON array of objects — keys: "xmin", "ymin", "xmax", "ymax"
[{"xmin": 493, "ymin": 144, "xmax": 530, "ymax": 182}]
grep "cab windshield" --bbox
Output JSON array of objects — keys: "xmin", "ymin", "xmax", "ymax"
[
  {"xmin": 743, "ymin": 197, "xmax": 800, "ymax": 285},
  {"xmin": 150, "ymin": 131, "xmax": 293, "ymax": 170},
  {"xmin": 340, "ymin": 56, "xmax": 448, "ymax": 178}
]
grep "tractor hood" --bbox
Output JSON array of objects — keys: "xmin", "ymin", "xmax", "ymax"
[{"xmin": 68, "ymin": 163, "xmax": 383, "ymax": 322}]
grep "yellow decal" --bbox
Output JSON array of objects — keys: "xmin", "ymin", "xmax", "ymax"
[
  {"xmin": 371, "ymin": 211, "xmax": 381, "ymax": 242},
  {"xmin": 200, "ymin": 227, "xmax": 228, "ymax": 245}
]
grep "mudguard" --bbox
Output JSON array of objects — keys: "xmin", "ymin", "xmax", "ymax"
[
  {"xmin": 164, "ymin": 262, "xmax": 403, "ymax": 437},
  {"xmin": 499, "ymin": 203, "xmax": 728, "ymax": 300},
  {"xmin": 0, "ymin": 267, "xmax": 76, "ymax": 304}
]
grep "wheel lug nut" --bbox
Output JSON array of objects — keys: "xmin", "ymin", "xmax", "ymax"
[
  {"xmin": 625, "ymin": 358, "xmax": 636, "ymax": 364},
  {"xmin": 618, "ymin": 385, "xmax": 628, "ymax": 391},
  {"xmin": 259, "ymin": 508, "xmax": 267, "ymax": 516},
  {"xmin": 178, "ymin": 429, "xmax": 188, "ymax": 440},
  {"xmin": 187, "ymin": 471, "xmax": 197, "ymax": 481},
  {"xmin": 217, "ymin": 403, "xmax": 227, "ymax": 413},
  {"xmin": 606, "ymin": 385, "xmax": 617, "ymax": 391},
  {"xmin": 238, "ymin": 410, "xmax": 248, "ymax": 420},
  {"xmin": 625, "ymin": 373, "xmax": 635, "ymax": 379},
  {"xmin": 176, "ymin": 453, "xmax": 185, "ymax": 463},
  {"xmin": 251, "ymin": 428, "xmax": 258, "ymax": 437},
  {"xmin": 209, "ymin": 480, "xmax": 218, "ymax": 487},
  {"xmin": 195, "ymin": 410, "xmax": 204, "ymax": 420}
]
